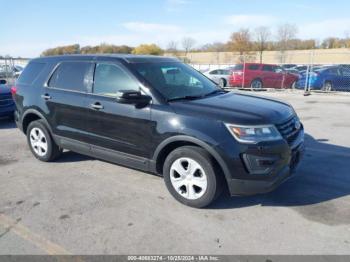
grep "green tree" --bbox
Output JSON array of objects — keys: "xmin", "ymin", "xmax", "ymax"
[{"xmin": 132, "ymin": 44, "xmax": 164, "ymax": 55}]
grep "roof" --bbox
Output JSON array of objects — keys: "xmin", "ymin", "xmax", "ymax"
[{"xmin": 31, "ymin": 54, "xmax": 179, "ymax": 64}]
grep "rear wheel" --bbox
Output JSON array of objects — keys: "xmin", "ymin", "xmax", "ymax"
[
  {"xmin": 250, "ymin": 79, "xmax": 263, "ymax": 89},
  {"xmin": 290, "ymin": 81, "xmax": 296, "ymax": 89},
  {"xmin": 27, "ymin": 120, "xmax": 62, "ymax": 162},
  {"xmin": 163, "ymin": 146, "xmax": 223, "ymax": 208},
  {"xmin": 219, "ymin": 78, "xmax": 227, "ymax": 88},
  {"xmin": 322, "ymin": 81, "xmax": 333, "ymax": 92}
]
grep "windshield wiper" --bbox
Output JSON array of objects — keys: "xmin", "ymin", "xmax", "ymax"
[
  {"xmin": 203, "ymin": 89, "xmax": 227, "ymax": 97},
  {"xmin": 167, "ymin": 95, "xmax": 204, "ymax": 102}
]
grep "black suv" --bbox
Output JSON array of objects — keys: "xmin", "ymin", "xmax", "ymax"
[{"xmin": 13, "ymin": 55, "xmax": 304, "ymax": 208}]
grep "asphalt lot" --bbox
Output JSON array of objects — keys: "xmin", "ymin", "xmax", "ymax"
[{"xmin": 0, "ymin": 91, "xmax": 350, "ymax": 255}]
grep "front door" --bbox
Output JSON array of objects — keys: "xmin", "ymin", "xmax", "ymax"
[{"xmin": 84, "ymin": 62, "xmax": 153, "ymax": 159}]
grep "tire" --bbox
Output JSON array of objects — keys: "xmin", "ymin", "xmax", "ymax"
[
  {"xmin": 26, "ymin": 120, "xmax": 61, "ymax": 162},
  {"xmin": 219, "ymin": 78, "xmax": 226, "ymax": 88},
  {"xmin": 322, "ymin": 81, "xmax": 332, "ymax": 92},
  {"xmin": 163, "ymin": 146, "xmax": 223, "ymax": 208},
  {"xmin": 250, "ymin": 79, "xmax": 263, "ymax": 89},
  {"xmin": 290, "ymin": 81, "xmax": 296, "ymax": 89}
]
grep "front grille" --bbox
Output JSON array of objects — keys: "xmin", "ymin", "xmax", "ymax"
[
  {"xmin": 0, "ymin": 94, "xmax": 14, "ymax": 107},
  {"xmin": 276, "ymin": 116, "xmax": 301, "ymax": 145}
]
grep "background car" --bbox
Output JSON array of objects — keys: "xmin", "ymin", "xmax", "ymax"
[
  {"xmin": 0, "ymin": 79, "xmax": 15, "ymax": 119},
  {"xmin": 0, "ymin": 64, "xmax": 24, "ymax": 79},
  {"xmin": 228, "ymin": 63, "xmax": 299, "ymax": 89},
  {"xmin": 296, "ymin": 66, "xmax": 350, "ymax": 91},
  {"xmin": 203, "ymin": 68, "xmax": 231, "ymax": 87}
]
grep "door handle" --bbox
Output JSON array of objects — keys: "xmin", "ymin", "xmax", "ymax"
[
  {"xmin": 90, "ymin": 102, "xmax": 104, "ymax": 110},
  {"xmin": 41, "ymin": 94, "xmax": 51, "ymax": 100}
]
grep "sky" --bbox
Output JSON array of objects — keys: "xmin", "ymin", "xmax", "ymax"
[{"xmin": 1, "ymin": 0, "xmax": 350, "ymax": 57}]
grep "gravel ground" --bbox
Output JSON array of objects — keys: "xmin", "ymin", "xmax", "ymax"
[{"xmin": 0, "ymin": 91, "xmax": 350, "ymax": 255}]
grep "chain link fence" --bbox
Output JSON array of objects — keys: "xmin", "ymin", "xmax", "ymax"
[
  {"xmin": 0, "ymin": 58, "xmax": 30, "ymax": 86},
  {"xmin": 189, "ymin": 50, "xmax": 350, "ymax": 94}
]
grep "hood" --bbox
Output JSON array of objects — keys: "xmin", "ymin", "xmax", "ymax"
[
  {"xmin": 0, "ymin": 84, "xmax": 11, "ymax": 95},
  {"xmin": 170, "ymin": 91, "xmax": 295, "ymax": 125}
]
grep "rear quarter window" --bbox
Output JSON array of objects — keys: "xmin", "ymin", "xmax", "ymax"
[{"xmin": 17, "ymin": 62, "xmax": 46, "ymax": 85}]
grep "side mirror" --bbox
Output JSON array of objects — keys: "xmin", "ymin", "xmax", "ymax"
[
  {"xmin": 116, "ymin": 90, "xmax": 151, "ymax": 106},
  {"xmin": 0, "ymin": 79, "xmax": 7, "ymax": 85}
]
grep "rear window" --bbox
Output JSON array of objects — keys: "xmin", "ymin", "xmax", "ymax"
[
  {"xmin": 48, "ymin": 62, "xmax": 91, "ymax": 92},
  {"xmin": 17, "ymin": 62, "xmax": 46, "ymax": 85}
]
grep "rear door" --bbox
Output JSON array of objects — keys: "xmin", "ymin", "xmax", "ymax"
[
  {"xmin": 327, "ymin": 68, "xmax": 342, "ymax": 89},
  {"xmin": 272, "ymin": 65, "xmax": 285, "ymax": 88},
  {"xmin": 44, "ymin": 61, "xmax": 93, "ymax": 143},
  {"xmin": 84, "ymin": 61, "xmax": 153, "ymax": 159},
  {"xmin": 261, "ymin": 65, "xmax": 276, "ymax": 88}
]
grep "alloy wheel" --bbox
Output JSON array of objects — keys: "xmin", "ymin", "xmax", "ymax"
[{"xmin": 29, "ymin": 127, "xmax": 48, "ymax": 157}]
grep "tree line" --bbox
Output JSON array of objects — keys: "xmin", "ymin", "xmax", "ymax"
[
  {"xmin": 41, "ymin": 43, "xmax": 164, "ymax": 56},
  {"xmin": 40, "ymin": 23, "xmax": 350, "ymax": 61}
]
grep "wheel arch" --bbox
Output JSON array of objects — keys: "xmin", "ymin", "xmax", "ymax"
[
  {"xmin": 153, "ymin": 136, "xmax": 231, "ymax": 184},
  {"xmin": 22, "ymin": 109, "xmax": 52, "ymax": 134}
]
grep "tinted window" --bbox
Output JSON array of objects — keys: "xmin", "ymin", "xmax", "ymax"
[
  {"xmin": 209, "ymin": 70, "xmax": 218, "ymax": 75},
  {"xmin": 93, "ymin": 63, "xmax": 140, "ymax": 97},
  {"xmin": 248, "ymin": 64, "xmax": 259, "ymax": 70},
  {"xmin": 328, "ymin": 68, "xmax": 340, "ymax": 75},
  {"xmin": 48, "ymin": 62, "xmax": 91, "ymax": 92},
  {"xmin": 262, "ymin": 65, "xmax": 274, "ymax": 72},
  {"xmin": 342, "ymin": 68, "xmax": 350, "ymax": 76},
  {"xmin": 222, "ymin": 70, "xmax": 231, "ymax": 75},
  {"xmin": 17, "ymin": 62, "xmax": 46, "ymax": 85}
]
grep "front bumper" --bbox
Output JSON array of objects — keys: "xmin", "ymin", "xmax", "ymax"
[{"xmin": 223, "ymin": 129, "xmax": 304, "ymax": 196}]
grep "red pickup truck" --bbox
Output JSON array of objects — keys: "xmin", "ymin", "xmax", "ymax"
[{"xmin": 228, "ymin": 63, "xmax": 299, "ymax": 89}]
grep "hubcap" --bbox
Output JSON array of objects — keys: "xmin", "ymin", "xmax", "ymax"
[
  {"xmin": 29, "ymin": 128, "xmax": 48, "ymax": 157},
  {"xmin": 252, "ymin": 80, "xmax": 262, "ymax": 89},
  {"xmin": 325, "ymin": 83, "xmax": 332, "ymax": 91},
  {"xmin": 220, "ymin": 79, "xmax": 225, "ymax": 87},
  {"xmin": 170, "ymin": 158, "xmax": 207, "ymax": 200}
]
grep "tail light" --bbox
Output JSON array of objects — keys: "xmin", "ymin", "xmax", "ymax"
[{"xmin": 11, "ymin": 86, "xmax": 17, "ymax": 96}]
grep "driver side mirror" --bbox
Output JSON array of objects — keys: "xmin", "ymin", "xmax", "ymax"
[
  {"xmin": 0, "ymin": 79, "xmax": 7, "ymax": 85},
  {"xmin": 116, "ymin": 90, "xmax": 152, "ymax": 106}
]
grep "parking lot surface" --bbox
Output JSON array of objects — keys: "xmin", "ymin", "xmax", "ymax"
[{"xmin": 0, "ymin": 91, "xmax": 350, "ymax": 255}]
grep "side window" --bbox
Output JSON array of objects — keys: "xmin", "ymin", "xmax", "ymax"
[
  {"xmin": 262, "ymin": 65, "xmax": 273, "ymax": 72},
  {"xmin": 274, "ymin": 66, "xmax": 284, "ymax": 73},
  {"xmin": 93, "ymin": 63, "xmax": 140, "ymax": 97},
  {"xmin": 248, "ymin": 64, "xmax": 259, "ymax": 70},
  {"xmin": 48, "ymin": 62, "xmax": 91, "ymax": 92},
  {"xmin": 342, "ymin": 68, "xmax": 350, "ymax": 77},
  {"xmin": 17, "ymin": 62, "xmax": 46, "ymax": 85},
  {"xmin": 209, "ymin": 70, "xmax": 218, "ymax": 75}
]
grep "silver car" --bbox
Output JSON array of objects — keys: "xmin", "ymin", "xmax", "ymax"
[{"xmin": 203, "ymin": 69, "xmax": 231, "ymax": 87}]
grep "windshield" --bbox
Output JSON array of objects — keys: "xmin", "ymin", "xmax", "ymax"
[{"xmin": 132, "ymin": 62, "xmax": 221, "ymax": 101}]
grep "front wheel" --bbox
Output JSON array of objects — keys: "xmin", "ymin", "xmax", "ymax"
[
  {"xmin": 163, "ymin": 146, "xmax": 223, "ymax": 208},
  {"xmin": 27, "ymin": 120, "xmax": 62, "ymax": 162},
  {"xmin": 322, "ymin": 81, "xmax": 333, "ymax": 92}
]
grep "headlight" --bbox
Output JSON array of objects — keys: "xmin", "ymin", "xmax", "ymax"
[{"xmin": 225, "ymin": 124, "xmax": 282, "ymax": 144}]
